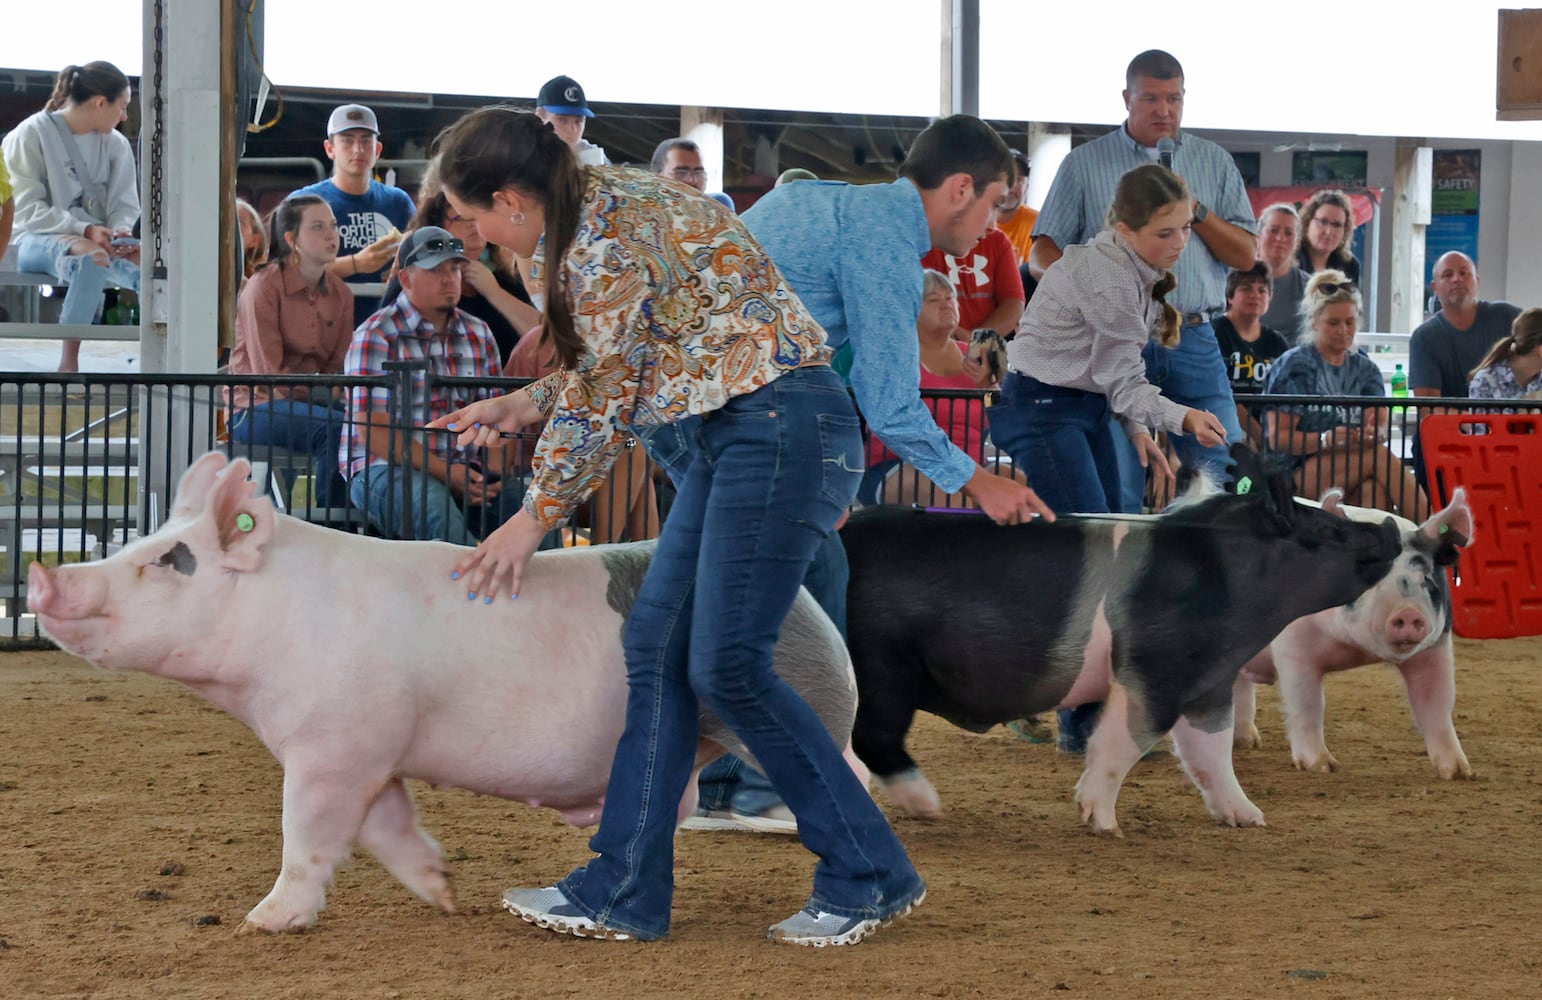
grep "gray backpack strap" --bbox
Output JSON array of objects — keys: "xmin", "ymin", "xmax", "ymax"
[{"xmin": 48, "ymin": 111, "xmax": 111, "ymax": 222}]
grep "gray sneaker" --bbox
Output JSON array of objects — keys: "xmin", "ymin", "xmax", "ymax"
[
  {"xmin": 501, "ymin": 886, "xmax": 633, "ymax": 941},
  {"xmin": 768, "ymin": 889, "xmax": 925, "ymax": 947}
]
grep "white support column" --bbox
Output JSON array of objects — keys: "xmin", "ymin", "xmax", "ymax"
[
  {"xmin": 1026, "ymin": 124, "xmax": 1071, "ymax": 212},
  {"xmin": 682, "ymin": 106, "xmax": 725, "ymax": 195},
  {"xmin": 1389, "ymin": 140, "xmax": 1432, "ymax": 334}
]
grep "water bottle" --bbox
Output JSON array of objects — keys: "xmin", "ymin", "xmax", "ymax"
[{"xmin": 1391, "ymin": 363, "xmax": 1408, "ymax": 397}]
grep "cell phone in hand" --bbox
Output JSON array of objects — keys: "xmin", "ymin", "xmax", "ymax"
[{"xmin": 110, "ymin": 237, "xmax": 140, "ymax": 247}]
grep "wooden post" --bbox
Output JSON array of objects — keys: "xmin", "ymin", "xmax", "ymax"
[
  {"xmin": 1497, "ymin": 9, "xmax": 1542, "ymax": 120},
  {"xmin": 1389, "ymin": 139, "xmax": 1432, "ymax": 334}
]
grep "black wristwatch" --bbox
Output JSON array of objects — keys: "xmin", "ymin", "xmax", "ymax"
[{"xmin": 1192, "ymin": 202, "xmax": 1210, "ymax": 224}]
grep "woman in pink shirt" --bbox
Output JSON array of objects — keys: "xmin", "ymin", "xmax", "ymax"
[{"xmin": 226, "ymin": 195, "xmax": 354, "ymax": 505}]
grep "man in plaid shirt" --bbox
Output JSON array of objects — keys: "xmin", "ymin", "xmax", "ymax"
[{"xmin": 340, "ymin": 226, "xmax": 514, "ymax": 541}]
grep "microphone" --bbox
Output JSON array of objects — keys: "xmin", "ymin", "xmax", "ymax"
[{"xmin": 1157, "ymin": 136, "xmax": 1175, "ymax": 172}]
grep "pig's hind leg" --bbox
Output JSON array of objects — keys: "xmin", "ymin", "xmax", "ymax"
[
  {"xmin": 241, "ymin": 767, "xmax": 379, "ymax": 933},
  {"xmin": 1170, "ymin": 700, "xmax": 1266, "ymax": 828},
  {"xmin": 357, "ymin": 777, "xmax": 454, "ymax": 912}
]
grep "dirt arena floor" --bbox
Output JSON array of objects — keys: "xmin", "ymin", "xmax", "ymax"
[{"xmin": 2, "ymin": 639, "xmax": 1538, "ymax": 1000}]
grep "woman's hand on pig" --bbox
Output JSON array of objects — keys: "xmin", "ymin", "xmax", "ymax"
[{"xmin": 450, "ymin": 509, "xmax": 548, "ymax": 603}]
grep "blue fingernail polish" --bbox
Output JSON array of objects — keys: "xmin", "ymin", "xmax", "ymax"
[
  {"xmin": 510, "ymin": 593, "xmax": 519, "ymax": 601},
  {"xmin": 467, "ymin": 591, "xmax": 476, "ymax": 601},
  {"xmin": 447, "ymin": 422, "xmax": 457, "ymax": 430},
  {"xmin": 451, "ymin": 571, "xmax": 460, "ymax": 580},
  {"xmin": 474, "ymin": 422, "xmax": 482, "ymax": 428},
  {"xmin": 484, "ymin": 595, "xmax": 493, "ymax": 605}
]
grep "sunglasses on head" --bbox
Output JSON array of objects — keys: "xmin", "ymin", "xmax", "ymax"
[
  {"xmin": 404, "ymin": 236, "xmax": 465, "ymax": 266},
  {"xmin": 1318, "ymin": 280, "xmax": 1357, "ymax": 296}
]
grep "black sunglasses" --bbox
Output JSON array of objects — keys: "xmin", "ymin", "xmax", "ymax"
[
  {"xmin": 1317, "ymin": 280, "xmax": 1357, "ymax": 296},
  {"xmin": 403, "ymin": 236, "xmax": 465, "ymax": 266}
]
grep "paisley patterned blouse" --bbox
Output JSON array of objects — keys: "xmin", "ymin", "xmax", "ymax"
[{"xmin": 521, "ymin": 167, "xmax": 831, "ymax": 528}]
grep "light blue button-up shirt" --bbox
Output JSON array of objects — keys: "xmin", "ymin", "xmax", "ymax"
[
  {"xmin": 743, "ymin": 178, "xmax": 978, "ymax": 494},
  {"xmin": 1032, "ymin": 126, "xmax": 1256, "ymax": 316}
]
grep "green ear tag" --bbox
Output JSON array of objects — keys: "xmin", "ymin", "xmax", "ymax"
[
  {"xmin": 1438, "ymin": 523, "xmax": 1449, "ymax": 535},
  {"xmin": 236, "ymin": 513, "xmax": 255, "ymax": 533},
  {"xmin": 1236, "ymin": 476, "xmax": 1252, "ymax": 495}
]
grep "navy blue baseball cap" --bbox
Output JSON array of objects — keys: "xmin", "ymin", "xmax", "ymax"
[{"xmin": 537, "ymin": 75, "xmax": 594, "ymax": 118}]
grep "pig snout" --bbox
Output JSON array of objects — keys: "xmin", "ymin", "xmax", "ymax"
[
  {"xmin": 27, "ymin": 561, "xmax": 107, "ymax": 621},
  {"xmin": 1385, "ymin": 606, "xmax": 1430, "ymax": 649}
]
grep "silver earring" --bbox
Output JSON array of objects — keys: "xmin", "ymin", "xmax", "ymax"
[{"xmin": 510, "ymin": 211, "xmax": 526, "ymax": 226}]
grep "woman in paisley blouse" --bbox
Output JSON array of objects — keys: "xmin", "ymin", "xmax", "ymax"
[{"xmin": 427, "ymin": 107, "xmax": 924, "ymax": 947}]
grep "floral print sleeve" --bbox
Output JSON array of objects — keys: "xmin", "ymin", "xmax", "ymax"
[{"xmin": 521, "ymin": 168, "xmax": 830, "ymax": 529}]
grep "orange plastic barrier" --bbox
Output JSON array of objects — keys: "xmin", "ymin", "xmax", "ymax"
[{"xmin": 1420, "ymin": 413, "xmax": 1542, "ymax": 638}]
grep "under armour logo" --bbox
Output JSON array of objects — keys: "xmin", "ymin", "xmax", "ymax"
[
  {"xmin": 564, "ymin": 86, "xmax": 581, "ymax": 102},
  {"xmin": 945, "ymin": 253, "xmax": 990, "ymax": 288}
]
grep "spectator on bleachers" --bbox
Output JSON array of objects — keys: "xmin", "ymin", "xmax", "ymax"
[
  {"xmin": 0, "ymin": 155, "xmax": 13, "ymax": 256},
  {"xmin": 1214, "ymin": 262, "xmax": 1291, "ymax": 447},
  {"xmin": 380, "ymin": 169, "xmax": 539, "ymax": 366},
  {"xmin": 1411, "ymin": 251, "xmax": 1523, "ymax": 398},
  {"xmin": 235, "ymin": 197, "xmax": 268, "ymax": 280},
  {"xmin": 863, "ymin": 269, "xmax": 1027, "ymax": 507},
  {"xmin": 650, "ymin": 138, "xmax": 708, "ymax": 192},
  {"xmin": 536, "ymin": 76, "xmax": 608, "ymax": 166},
  {"xmin": 341, "ymin": 226, "xmax": 515, "ymax": 542},
  {"xmin": 1468, "ymin": 307, "xmax": 1542, "ymax": 400},
  {"xmin": 290, "ymin": 104, "xmax": 414, "ymax": 328},
  {"xmin": 1264, "ymin": 270, "xmax": 1428, "ymax": 519},
  {"xmin": 1296, "ymin": 189, "xmax": 1360, "ymax": 283},
  {"xmin": 996, "ymin": 148, "xmax": 1036, "ymax": 265},
  {"xmin": 1256, "ymin": 202, "xmax": 1310, "ymax": 332},
  {"xmin": 2, "ymin": 61, "xmax": 140, "ymax": 373},
  {"xmin": 226, "ymin": 194, "xmax": 354, "ymax": 507},
  {"xmin": 922, "ymin": 208, "xmax": 1026, "ymax": 342}
]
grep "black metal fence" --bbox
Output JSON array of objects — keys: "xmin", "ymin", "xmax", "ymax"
[{"xmin": 4, "ymin": 370, "xmax": 1533, "ymax": 647}]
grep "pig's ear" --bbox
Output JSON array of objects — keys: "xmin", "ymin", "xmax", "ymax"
[
  {"xmin": 1319, "ymin": 489, "xmax": 1347, "ymax": 518},
  {"xmin": 1420, "ymin": 486, "xmax": 1473, "ymax": 564},
  {"xmin": 205, "ymin": 460, "xmax": 276, "ymax": 572},
  {"xmin": 170, "ymin": 451, "xmax": 234, "ymax": 521}
]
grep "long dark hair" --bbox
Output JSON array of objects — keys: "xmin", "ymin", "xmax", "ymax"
[
  {"xmin": 1471, "ymin": 307, "xmax": 1542, "ymax": 380},
  {"xmin": 264, "ymin": 194, "xmax": 329, "ymax": 270},
  {"xmin": 1108, "ymin": 163, "xmax": 1189, "ymax": 348},
  {"xmin": 409, "ymin": 165, "xmax": 516, "ymax": 275},
  {"xmin": 434, "ymin": 107, "xmax": 585, "ymax": 367},
  {"xmin": 45, "ymin": 61, "xmax": 129, "ymax": 113}
]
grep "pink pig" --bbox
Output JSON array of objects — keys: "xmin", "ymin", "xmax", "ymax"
[
  {"xmin": 28, "ymin": 452, "xmax": 860, "ymax": 932},
  {"xmin": 1233, "ymin": 489, "xmax": 1475, "ymax": 780}
]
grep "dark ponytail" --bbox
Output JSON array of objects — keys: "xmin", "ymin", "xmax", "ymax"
[
  {"xmin": 45, "ymin": 61, "xmax": 130, "ymax": 113},
  {"xmin": 1470, "ymin": 307, "xmax": 1542, "ymax": 381},
  {"xmin": 1107, "ymin": 163, "xmax": 1189, "ymax": 348},
  {"xmin": 1151, "ymin": 272, "xmax": 1180, "ymax": 348},
  {"xmin": 434, "ymin": 106, "xmax": 586, "ymax": 368}
]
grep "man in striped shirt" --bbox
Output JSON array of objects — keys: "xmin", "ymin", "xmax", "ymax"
[
  {"xmin": 1029, "ymin": 48, "xmax": 1256, "ymax": 513},
  {"xmin": 341, "ymin": 226, "xmax": 513, "ymax": 542}
]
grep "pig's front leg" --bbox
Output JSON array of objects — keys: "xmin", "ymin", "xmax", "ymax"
[
  {"xmin": 1231, "ymin": 674, "xmax": 1261, "ymax": 750},
  {"xmin": 1397, "ymin": 642, "xmax": 1473, "ymax": 780},
  {"xmin": 1275, "ymin": 654, "xmax": 1338, "ymax": 773},
  {"xmin": 1170, "ymin": 709, "xmax": 1266, "ymax": 828},
  {"xmin": 241, "ymin": 764, "xmax": 377, "ymax": 933},
  {"xmin": 357, "ymin": 777, "xmax": 454, "ymax": 912},
  {"xmin": 1073, "ymin": 682, "xmax": 1149, "ymax": 837}
]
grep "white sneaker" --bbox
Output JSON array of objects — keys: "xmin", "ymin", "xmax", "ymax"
[
  {"xmin": 768, "ymin": 889, "xmax": 925, "ymax": 947},
  {"xmin": 501, "ymin": 886, "xmax": 633, "ymax": 941}
]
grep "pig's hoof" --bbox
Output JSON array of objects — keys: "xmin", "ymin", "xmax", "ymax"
[
  {"xmin": 1435, "ymin": 756, "xmax": 1474, "ymax": 780},
  {"xmin": 240, "ymin": 906, "xmax": 317, "ymax": 934},
  {"xmin": 1075, "ymin": 797, "xmax": 1122, "ymax": 837},
  {"xmin": 1233, "ymin": 725, "xmax": 1261, "ymax": 750},
  {"xmin": 1213, "ymin": 802, "xmax": 1267, "ymax": 828},
  {"xmin": 880, "ymin": 770, "xmax": 942, "ymax": 819},
  {"xmin": 1292, "ymin": 750, "xmax": 1338, "ymax": 774}
]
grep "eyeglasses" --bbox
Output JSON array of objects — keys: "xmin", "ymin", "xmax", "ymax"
[
  {"xmin": 670, "ymin": 167, "xmax": 708, "ymax": 180},
  {"xmin": 1311, "ymin": 216, "xmax": 1347, "ymax": 230},
  {"xmin": 403, "ymin": 236, "xmax": 465, "ymax": 267}
]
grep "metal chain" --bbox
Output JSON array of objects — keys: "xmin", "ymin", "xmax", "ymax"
[{"xmin": 149, "ymin": 0, "xmax": 166, "ymax": 278}]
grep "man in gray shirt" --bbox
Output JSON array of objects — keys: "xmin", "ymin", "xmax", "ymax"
[{"xmin": 1410, "ymin": 251, "xmax": 1522, "ymax": 398}]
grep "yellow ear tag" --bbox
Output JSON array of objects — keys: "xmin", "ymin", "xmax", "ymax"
[{"xmin": 236, "ymin": 513, "xmax": 255, "ymax": 533}]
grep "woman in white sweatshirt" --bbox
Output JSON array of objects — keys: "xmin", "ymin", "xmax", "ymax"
[{"xmin": 2, "ymin": 61, "xmax": 139, "ymax": 372}]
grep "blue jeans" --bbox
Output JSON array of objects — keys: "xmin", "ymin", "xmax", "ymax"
[
  {"xmin": 987, "ymin": 372, "xmax": 1120, "ymax": 514},
  {"xmin": 1109, "ymin": 321, "xmax": 1243, "ymax": 513},
  {"xmin": 348, "ymin": 461, "xmax": 519, "ymax": 543},
  {"xmin": 15, "ymin": 232, "xmax": 141, "ymax": 326},
  {"xmin": 229, "ymin": 398, "xmax": 348, "ymax": 507},
  {"xmin": 558, "ymin": 366, "xmax": 921, "ymax": 940}
]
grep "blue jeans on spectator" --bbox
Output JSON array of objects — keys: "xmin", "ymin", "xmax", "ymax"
[
  {"xmin": 229, "ymin": 398, "xmax": 348, "ymax": 507},
  {"xmin": 16, "ymin": 232, "xmax": 141, "ymax": 326},
  {"xmin": 557, "ymin": 366, "xmax": 920, "ymax": 940},
  {"xmin": 348, "ymin": 461, "xmax": 519, "ymax": 543},
  {"xmin": 987, "ymin": 371, "xmax": 1120, "ymax": 515},
  {"xmin": 1109, "ymin": 321, "xmax": 1243, "ymax": 513},
  {"xmin": 645, "ymin": 416, "xmax": 853, "ymax": 822}
]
